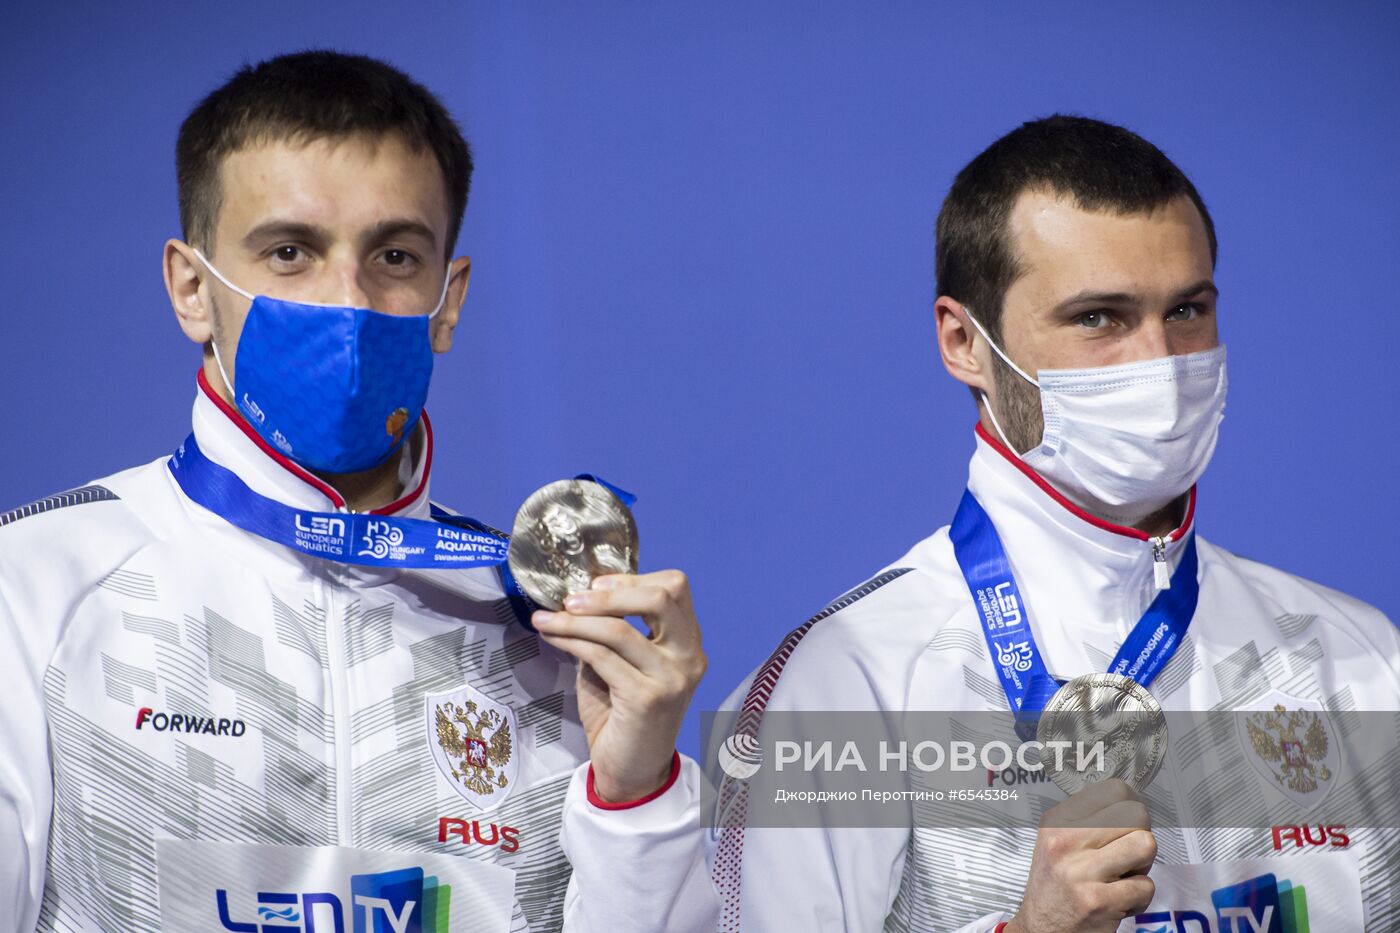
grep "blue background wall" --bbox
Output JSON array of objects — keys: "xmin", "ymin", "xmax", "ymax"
[{"xmin": 4, "ymin": 1, "xmax": 1397, "ymax": 757}]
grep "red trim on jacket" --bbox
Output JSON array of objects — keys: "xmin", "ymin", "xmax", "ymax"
[
  {"xmin": 197, "ymin": 368, "xmax": 433, "ymax": 515},
  {"xmin": 586, "ymin": 750, "xmax": 682, "ymax": 810},
  {"xmin": 370, "ymin": 410, "xmax": 432, "ymax": 516},
  {"xmin": 197, "ymin": 368, "xmax": 347, "ymax": 508},
  {"xmin": 973, "ymin": 421, "xmax": 1194, "ymax": 543}
]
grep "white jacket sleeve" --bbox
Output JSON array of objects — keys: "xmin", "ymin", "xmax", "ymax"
[
  {"xmin": 0, "ymin": 486, "xmax": 145, "ymax": 933},
  {"xmin": 707, "ymin": 647, "xmax": 914, "ymax": 931},
  {"xmin": 709, "ymin": 574, "xmax": 1017, "ymax": 931},
  {"xmin": 558, "ymin": 751, "xmax": 719, "ymax": 932},
  {"xmin": 0, "ymin": 577, "xmax": 53, "ymax": 933}
]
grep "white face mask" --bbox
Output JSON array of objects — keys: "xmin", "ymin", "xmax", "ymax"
[{"xmin": 963, "ymin": 308, "xmax": 1228, "ymax": 526}]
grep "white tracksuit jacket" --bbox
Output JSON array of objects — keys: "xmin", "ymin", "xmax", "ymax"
[
  {"xmin": 709, "ymin": 423, "xmax": 1400, "ymax": 932},
  {"xmin": 0, "ymin": 372, "xmax": 719, "ymax": 933}
]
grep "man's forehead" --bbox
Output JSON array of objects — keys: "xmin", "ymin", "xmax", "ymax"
[
  {"xmin": 213, "ymin": 132, "xmax": 449, "ymax": 248},
  {"xmin": 1006, "ymin": 189, "xmax": 1213, "ymax": 298}
]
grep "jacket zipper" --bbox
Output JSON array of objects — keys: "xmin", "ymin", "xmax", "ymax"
[
  {"xmin": 1148, "ymin": 534, "xmax": 1200, "ymax": 860},
  {"xmin": 1151, "ymin": 536, "xmax": 1171, "ymax": 591},
  {"xmin": 321, "ymin": 574, "xmax": 354, "ymax": 845},
  {"xmin": 1158, "ymin": 729, "xmax": 1204, "ymax": 864}
]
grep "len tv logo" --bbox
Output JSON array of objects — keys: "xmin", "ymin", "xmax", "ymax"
[
  {"xmin": 1134, "ymin": 872, "xmax": 1309, "ymax": 933},
  {"xmin": 215, "ymin": 866, "xmax": 452, "ymax": 933}
]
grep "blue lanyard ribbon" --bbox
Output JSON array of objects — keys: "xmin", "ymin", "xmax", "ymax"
[
  {"xmin": 949, "ymin": 489, "xmax": 1198, "ymax": 723},
  {"xmin": 167, "ymin": 434, "xmax": 634, "ymax": 632},
  {"xmin": 426, "ymin": 504, "xmax": 538, "ymax": 631},
  {"xmin": 573, "ymin": 473, "xmax": 637, "ymax": 508}
]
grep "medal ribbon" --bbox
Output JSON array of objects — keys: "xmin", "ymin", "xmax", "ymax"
[
  {"xmin": 949, "ymin": 488, "xmax": 1198, "ymax": 718},
  {"xmin": 168, "ymin": 432, "xmax": 631, "ymax": 580},
  {"xmin": 170, "ymin": 433, "xmax": 509, "ymax": 568}
]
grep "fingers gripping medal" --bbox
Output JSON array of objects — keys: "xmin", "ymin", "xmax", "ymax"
[
  {"xmin": 507, "ymin": 479, "xmax": 639, "ymax": 610},
  {"xmin": 1035, "ymin": 673, "xmax": 1168, "ymax": 796}
]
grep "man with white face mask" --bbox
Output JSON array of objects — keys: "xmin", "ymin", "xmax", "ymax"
[{"xmin": 709, "ymin": 115, "xmax": 1400, "ymax": 931}]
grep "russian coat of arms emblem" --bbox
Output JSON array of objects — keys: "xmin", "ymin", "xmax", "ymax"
[
  {"xmin": 1238, "ymin": 691, "xmax": 1339, "ymax": 810},
  {"xmin": 426, "ymin": 684, "xmax": 519, "ymax": 809}
]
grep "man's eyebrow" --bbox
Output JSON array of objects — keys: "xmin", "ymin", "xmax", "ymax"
[
  {"xmin": 1051, "ymin": 279, "xmax": 1219, "ymax": 314},
  {"xmin": 241, "ymin": 220, "xmax": 333, "ymax": 249},
  {"xmin": 361, "ymin": 218, "xmax": 438, "ymax": 250},
  {"xmin": 239, "ymin": 218, "xmax": 439, "ymax": 251},
  {"xmin": 1051, "ymin": 289, "xmax": 1137, "ymax": 314},
  {"xmin": 1172, "ymin": 279, "xmax": 1219, "ymax": 302}
]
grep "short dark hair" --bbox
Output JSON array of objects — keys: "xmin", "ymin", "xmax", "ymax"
[
  {"xmin": 176, "ymin": 49, "xmax": 473, "ymax": 259},
  {"xmin": 935, "ymin": 114, "xmax": 1216, "ymax": 344}
]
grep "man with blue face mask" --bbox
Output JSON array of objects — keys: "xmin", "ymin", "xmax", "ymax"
[
  {"xmin": 709, "ymin": 115, "xmax": 1400, "ymax": 931},
  {"xmin": 0, "ymin": 51, "xmax": 717, "ymax": 933}
]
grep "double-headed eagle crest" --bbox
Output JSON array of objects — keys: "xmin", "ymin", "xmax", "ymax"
[
  {"xmin": 1245, "ymin": 702, "xmax": 1333, "ymax": 795},
  {"xmin": 433, "ymin": 697, "xmax": 514, "ymax": 801}
]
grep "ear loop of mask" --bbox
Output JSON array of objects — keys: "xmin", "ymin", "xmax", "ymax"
[
  {"xmin": 190, "ymin": 248, "xmax": 454, "ymax": 396},
  {"xmin": 960, "ymin": 305, "xmax": 1039, "ymax": 457},
  {"xmin": 190, "ymin": 250, "xmax": 244, "ymax": 397}
]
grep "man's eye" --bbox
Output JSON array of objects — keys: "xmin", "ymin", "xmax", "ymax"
[
  {"xmin": 1076, "ymin": 310, "xmax": 1110, "ymax": 329},
  {"xmin": 1166, "ymin": 303, "xmax": 1201, "ymax": 321},
  {"xmin": 382, "ymin": 249, "xmax": 418, "ymax": 268},
  {"xmin": 271, "ymin": 245, "xmax": 305, "ymax": 264}
]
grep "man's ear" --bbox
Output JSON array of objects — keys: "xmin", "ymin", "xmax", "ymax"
[
  {"xmin": 431, "ymin": 256, "xmax": 471, "ymax": 353},
  {"xmin": 165, "ymin": 239, "xmax": 214, "ymax": 345},
  {"xmin": 935, "ymin": 296, "xmax": 993, "ymax": 395}
]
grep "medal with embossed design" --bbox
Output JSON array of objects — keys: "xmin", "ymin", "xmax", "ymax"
[
  {"xmin": 507, "ymin": 479, "xmax": 638, "ymax": 610},
  {"xmin": 1035, "ymin": 672, "xmax": 1168, "ymax": 795}
]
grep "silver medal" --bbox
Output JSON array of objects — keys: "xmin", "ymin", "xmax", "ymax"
[
  {"xmin": 1035, "ymin": 672, "xmax": 1167, "ymax": 796},
  {"xmin": 507, "ymin": 479, "xmax": 638, "ymax": 610}
]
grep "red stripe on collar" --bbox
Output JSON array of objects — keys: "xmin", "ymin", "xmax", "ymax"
[
  {"xmin": 974, "ymin": 421, "xmax": 1195, "ymax": 543},
  {"xmin": 370, "ymin": 409, "xmax": 432, "ymax": 516},
  {"xmin": 198, "ymin": 368, "xmax": 433, "ymax": 515},
  {"xmin": 197, "ymin": 368, "xmax": 348, "ymax": 509}
]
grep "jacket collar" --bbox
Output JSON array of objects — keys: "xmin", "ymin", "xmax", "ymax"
[
  {"xmin": 964, "ymin": 421, "xmax": 1197, "ymax": 639},
  {"xmin": 190, "ymin": 368, "xmax": 433, "ymax": 519}
]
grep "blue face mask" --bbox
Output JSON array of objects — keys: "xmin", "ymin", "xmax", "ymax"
[{"xmin": 193, "ymin": 249, "xmax": 452, "ymax": 475}]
